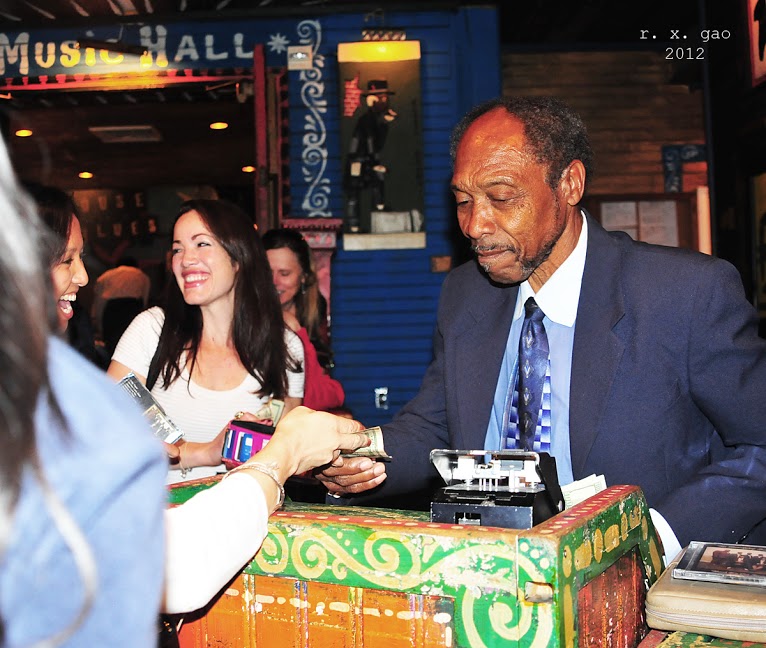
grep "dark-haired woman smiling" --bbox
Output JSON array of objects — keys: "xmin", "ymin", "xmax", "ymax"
[
  {"xmin": 108, "ymin": 200, "xmax": 305, "ymax": 482},
  {"xmin": 24, "ymin": 182, "xmax": 89, "ymax": 332}
]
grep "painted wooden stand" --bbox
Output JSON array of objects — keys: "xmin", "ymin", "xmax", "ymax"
[{"xmin": 167, "ymin": 483, "xmax": 663, "ymax": 647}]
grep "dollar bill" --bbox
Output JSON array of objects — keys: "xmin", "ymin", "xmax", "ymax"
[
  {"xmin": 341, "ymin": 426, "xmax": 392, "ymax": 461},
  {"xmin": 561, "ymin": 473, "xmax": 607, "ymax": 509},
  {"xmin": 254, "ymin": 399, "xmax": 285, "ymax": 424},
  {"xmin": 270, "ymin": 399, "xmax": 285, "ymax": 424}
]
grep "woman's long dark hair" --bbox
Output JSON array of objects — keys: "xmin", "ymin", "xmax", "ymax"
[
  {"xmin": 262, "ymin": 228, "xmax": 332, "ymax": 368},
  {"xmin": 21, "ymin": 182, "xmax": 77, "ymax": 265},
  {"xmin": 154, "ymin": 199, "xmax": 290, "ymax": 398}
]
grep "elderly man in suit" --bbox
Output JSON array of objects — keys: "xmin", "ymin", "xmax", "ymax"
[{"xmin": 318, "ymin": 96, "xmax": 766, "ymax": 558}]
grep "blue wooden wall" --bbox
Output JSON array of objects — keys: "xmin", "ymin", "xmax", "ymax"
[{"xmin": 284, "ymin": 8, "xmax": 501, "ymax": 424}]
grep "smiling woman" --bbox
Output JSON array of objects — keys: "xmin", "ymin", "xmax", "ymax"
[
  {"xmin": 107, "ymin": 199, "xmax": 306, "ymax": 483},
  {"xmin": 50, "ymin": 217, "xmax": 88, "ymax": 327},
  {"xmin": 23, "ymin": 183, "xmax": 90, "ymax": 331},
  {"xmin": 263, "ymin": 228, "xmax": 345, "ymax": 412}
]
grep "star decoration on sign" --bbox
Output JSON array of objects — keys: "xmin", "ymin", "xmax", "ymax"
[{"xmin": 268, "ymin": 33, "xmax": 290, "ymax": 54}]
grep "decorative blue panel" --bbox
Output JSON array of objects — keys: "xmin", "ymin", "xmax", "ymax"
[{"xmin": 320, "ymin": 8, "xmax": 501, "ymax": 424}]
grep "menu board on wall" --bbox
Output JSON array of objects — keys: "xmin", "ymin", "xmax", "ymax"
[
  {"xmin": 586, "ymin": 194, "xmax": 697, "ymax": 251},
  {"xmin": 600, "ymin": 200, "xmax": 679, "ymax": 247}
]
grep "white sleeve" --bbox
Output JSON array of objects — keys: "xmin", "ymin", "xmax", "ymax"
[
  {"xmin": 163, "ymin": 474, "xmax": 269, "ymax": 614},
  {"xmin": 650, "ymin": 508, "xmax": 684, "ymax": 566},
  {"xmin": 111, "ymin": 307, "xmax": 165, "ymax": 378},
  {"xmin": 285, "ymin": 329, "xmax": 305, "ymax": 399}
]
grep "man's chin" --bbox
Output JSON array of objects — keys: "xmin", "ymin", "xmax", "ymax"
[{"xmin": 479, "ymin": 263, "xmax": 524, "ymax": 286}]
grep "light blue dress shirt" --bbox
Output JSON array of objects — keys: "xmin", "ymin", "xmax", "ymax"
[{"xmin": 484, "ymin": 217, "xmax": 588, "ymax": 487}]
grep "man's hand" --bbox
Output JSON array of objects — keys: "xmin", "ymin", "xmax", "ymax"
[{"xmin": 315, "ymin": 456, "xmax": 387, "ymax": 496}]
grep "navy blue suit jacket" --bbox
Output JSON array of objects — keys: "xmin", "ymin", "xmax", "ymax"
[{"xmin": 371, "ymin": 215, "xmax": 766, "ymax": 547}]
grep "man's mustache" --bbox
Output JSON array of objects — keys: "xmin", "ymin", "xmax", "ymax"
[{"xmin": 471, "ymin": 242, "xmax": 517, "ymax": 255}]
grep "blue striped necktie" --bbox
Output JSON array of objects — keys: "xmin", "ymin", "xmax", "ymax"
[{"xmin": 515, "ymin": 297, "xmax": 550, "ymax": 451}]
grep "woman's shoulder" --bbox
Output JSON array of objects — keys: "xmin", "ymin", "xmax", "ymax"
[
  {"xmin": 123, "ymin": 305, "xmax": 165, "ymax": 336},
  {"xmin": 139, "ymin": 305, "xmax": 165, "ymax": 325}
]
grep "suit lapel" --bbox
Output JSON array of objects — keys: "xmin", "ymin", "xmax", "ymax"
[
  {"xmin": 453, "ymin": 278, "xmax": 518, "ymax": 450},
  {"xmin": 569, "ymin": 216, "xmax": 626, "ymax": 476}
]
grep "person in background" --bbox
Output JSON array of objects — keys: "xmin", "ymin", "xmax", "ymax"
[
  {"xmin": 108, "ymin": 200, "xmax": 305, "ymax": 483},
  {"xmin": 263, "ymin": 228, "xmax": 345, "ymax": 412},
  {"xmin": 318, "ymin": 96, "xmax": 766, "ymax": 560},
  {"xmin": 3, "ymin": 157, "xmax": 167, "ymax": 646},
  {"xmin": 91, "ymin": 255, "xmax": 151, "ymax": 348}
]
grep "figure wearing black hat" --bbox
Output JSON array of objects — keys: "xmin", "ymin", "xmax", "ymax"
[{"xmin": 344, "ymin": 79, "xmax": 398, "ymax": 232}]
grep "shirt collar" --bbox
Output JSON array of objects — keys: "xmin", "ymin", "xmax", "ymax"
[{"xmin": 514, "ymin": 212, "xmax": 588, "ymax": 327}]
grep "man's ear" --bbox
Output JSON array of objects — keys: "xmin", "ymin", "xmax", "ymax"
[{"xmin": 558, "ymin": 160, "xmax": 586, "ymax": 206}]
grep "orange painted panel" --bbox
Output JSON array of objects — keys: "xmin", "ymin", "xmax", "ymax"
[
  {"xmin": 178, "ymin": 574, "xmax": 255, "ymax": 648},
  {"xmin": 179, "ymin": 576, "xmax": 454, "ymax": 648}
]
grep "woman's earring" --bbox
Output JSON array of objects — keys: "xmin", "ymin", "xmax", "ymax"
[{"xmin": 300, "ymin": 282, "xmax": 306, "ymax": 295}]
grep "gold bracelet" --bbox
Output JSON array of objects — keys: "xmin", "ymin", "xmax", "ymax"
[
  {"xmin": 223, "ymin": 461, "xmax": 285, "ymax": 513},
  {"xmin": 179, "ymin": 443, "xmax": 191, "ymax": 478}
]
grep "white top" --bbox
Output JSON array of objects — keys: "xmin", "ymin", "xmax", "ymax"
[
  {"xmin": 164, "ymin": 473, "xmax": 269, "ymax": 613},
  {"xmin": 112, "ymin": 307, "xmax": 304, "ymax": 483}
]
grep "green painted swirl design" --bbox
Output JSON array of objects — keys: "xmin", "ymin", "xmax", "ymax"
[
  {"xmin": 453, "ymin": 550, "xmax": 553, "ymax": 648},
  {"xmin": 253, "ymin": 523, "xmax": 517, "ymax": 595}
]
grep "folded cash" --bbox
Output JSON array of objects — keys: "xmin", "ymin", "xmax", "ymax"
[
  {"xmin": 270, "ymin": 399, "xmax": 285, "ymax": 424},
  {"xmin": 561, "ymin": 473, "xmax": 607, "ymax": 509},
  {"xmin": 341, "ymin": 426, "xmax": 392, "ymax": 461},
  {"xmin": 254, "ymin": 399, "xmax": 285, "ymax": 424}
]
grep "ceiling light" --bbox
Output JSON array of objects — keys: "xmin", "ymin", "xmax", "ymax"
[
  {"xmin": 79, "ymin": 171, "xmax": 94, "ymax": 179},
  {"xmin": 209, "ymin": 122, "xmax": 229, "ymax": 130},
  {"xmin": 15, "ymin": 129, "xmax": 33, "ymax": 137},
  {"xmin": 241, "ymin": 165, "xmax": 255, "ymax": 173}
]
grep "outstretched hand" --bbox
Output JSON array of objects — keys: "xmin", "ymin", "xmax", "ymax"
[{"xmin": 256, "ymin": 406, "xmax": 372, "ymax": 478}]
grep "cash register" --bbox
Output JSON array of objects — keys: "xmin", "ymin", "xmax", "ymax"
[{"xmin": 429, "ymin": 449, "xmax": 564, "ymax": 529}]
